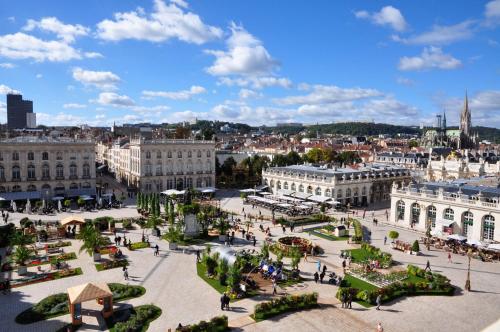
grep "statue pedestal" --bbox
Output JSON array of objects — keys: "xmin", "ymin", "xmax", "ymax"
[{"xmin": 184, "ymin": 214, "xmax": 200, "ymax": 237}]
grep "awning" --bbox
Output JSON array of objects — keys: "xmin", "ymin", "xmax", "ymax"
[
  {"xmin": 292, "ymin": 192, "xmax": 312, "ymax": 200},
  {"xmin": 256, "ymin": 185, "xmax": 268, "ymax": 191},
  {"xmin": 0, "ymin": 191, "xmax": 42, "ymax": 200},
  {"xmin": 326, "ymin": 200, "xmax": 341, "ymax": 205},
  {"xmin": 240, "ymin": 188, "xmax": 257, "ymax": 193},
  {"xmin": 259, "ymin": 192, "xmax": 272, "ymax": 196},
  {"xmin": 308, "ymin": 195, "xmax": 331, "ymax": 203},
  {"xmin": 60, "ymin": 216, "xmax": 86, "ymax": 226},
  {"xmin": 466, "ymin": 239, "xmax": 484, "ymax": 246},
  {"xmin": 196, "ymin": 187, "xmax": 216, "ymax": 193},
  {"xmin": 66, "ymin": 188, "xmax": 96, "ymax": 198},
  {"xmin": 437, "ymin": 219, "xmax": 455, "ymax": 227},
  {"xmin": 161, "ymin": 189, "xmax": 185, "ymax": 196},
  {"xmin": 52, "ymin": 196, "xmax": 64, "ymax": 201},
  {"xmin": 447, "ymin": 234, "xmax": 467, "ymax": 241},
  {"xmin": 68, "ymin": 282, "xmax": 112, "ymax": 304},
  {"xmin": 277, "ymin": 189, "xmax": 295, "ymax": 197},
  {"xmin": 487, "ymin": 243, "xmax": 500, "ymax": 251}
]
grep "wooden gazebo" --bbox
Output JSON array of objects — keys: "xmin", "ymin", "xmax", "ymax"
[
  {"xmin": 67, "ymin": 282, "xmax": 113, "ymax": 326},
  {"xmin": 60, "ymin": 216, "xmax": 86, "ymax": 235}
]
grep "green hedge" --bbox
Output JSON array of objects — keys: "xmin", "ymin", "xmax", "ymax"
[
  {"xmin": 177, "ymin": 315, "xmax": 228, "ymax": 331},
  {"xmin": 108, "ymin": 305, "xmax": 162, "ymax": 332},
  {"xmin": 351, "ymin": 220, "xmax": 363, "ymax": 243},
  {"xmin": 109, "ymin": 283, "xmax": 146, "ymax": 301},
  {"xmin": 130, "ymin": 242, "xmax": 150, "ymax": 250},
  {"xmin": 253, "ymin": 292, "xmax": 318, "ymax": 321}
]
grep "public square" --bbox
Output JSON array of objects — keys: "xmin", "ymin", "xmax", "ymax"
[{"xmin": 1, "ymin": 190, "xmax": 499, "ymax": 332}]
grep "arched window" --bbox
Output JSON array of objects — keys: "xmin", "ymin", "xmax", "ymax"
[
  {"xmin": 156, "ymin": 164, "xmax": 162, "ymax": 176},
  {"xmin": 27, "ymin": 164, "xmax": 35, "ymax": 179},
  {"xmin": 27, "ymin": 184, "xmax": 37, "ymax": 191},
  {"xmin": 70, "ymin": 183, "xmax": 78, "ymax": 189},
  {"xmin": 325, "ymin": 188, "xmax": 331, "ymax": 197},
  {"xmin": 167, "ymin": 151, "xmax": 172, "ymax": 158},
  {"xmin": 315, "ymin": 187, "xmax": 321, "ymax": 195},
  {"xmin": 207, "ymin": 150, "xmax": 211, "ymax": 157},
  {"xmin": 346, "ymin": 188, "xmax": 352, "ymax": 197},
  {"xmin": 83, "ymin": 163, "xmax": 90, "ymax": 178},
  {"xmin": 298, "ymin": 184, "xmax": 304, "ymax": 192},
  {"xmin": 56, "ymin": 152, "xmax": 63, "ymax": 160},
  {"xmin": 187, "ymin": 178, "xmax": 193, "ymax": 188},
  {"xmin": 411, "ymin": 203, "xmax": 420, "ymax": 224},
  {"xmin": 188, "ymin": 150, "xmax": 192, "ymax": 158},
  {"xmin": 82, "ymin": 182, "xmax": 91, "ymax": 188},
  {"xmin": 307, "ymin": 186, "xmax": 313, "ymax": 194},
  {"xmin": 277, "ymin": 181, "xmax": 282, "ymax": 190},
  {"xmin": 197, "ymin": 150, "xmax": 202, "ymax": 158},
  {"xmin": 42, "ymin": 164, "xmax": 50, "ymax": 179},
  {"xmin": 362, "ymin": 187, "xmax": 367, "ymax": 196},
  {"xmin": 353, "ymin": 188, "xmax": 359, "ymax": 197},
  {"xmin": 42, "ymin": 152, "xmax": 49, "ymax": 160},
  {"xmin": 291, "ymin": 183, "xmax": 296, "ymax": 191},
  {"xmin": 462, "ymin": 212, "xmax": 473, "ymax": 238},
  {"xmin": 427, "ymin": 206, "xmax": 436, "ymax": 228},
  {"xmin": 56, "ymin": 163, "xmax": 64, "ymax": 178},
  {"xmin": 337, "ymin": 189, "xmax": 343, "ymax": 198},
  {"xmin": 283, "ymin": 182, "xmax": 288, "ymax": 190},
  {"xmin": 270, "ymin": 180, "xmax": 275, "ymax": 188},
  {"xmin": 206, "ymin": 177, "xmax": 212, "ymax": 187},
  {"xmin": 69, "ymin": 163, "xmax": 77, "ymax": 178},
  {"xmin": 397, "ymin": 200, "xmax": 405, "ymax": 220},
  {"xmin": 145, "ymin": 162, "xmax": 152, "ymax": 176},
  {"xmin": 12, "ymin": 185, "xmax": 21, "ymax": 192},
  {"xmin": 178, "ymin": 151, "xmax": 182, "ymax": 158},
  {"xmin": 483, "ymin": 215, "xmax": 495, "ymax": 241},
  {"xmin": 28, "ymin": 152, "xmax": 34, "ymax": 161},
  {"xmin": 444, "ymin": 208, "xmax": 454, "ymax": 221},
  {"xmin": 12, "ymin": 166, "xmax": 21, "ymax": 180},
  {"xmin": 196, "ymin": 178, "xmax": 202, "ymax": 187},
  {"xmin": 12, "ymin": 152, "xmax": 19, "ymax": 161},
  {"xmin": 0, "ymin": 166, "xmax": 4, "ymax": 180},
  {"xmin": 0, "ymin": 186, "xmax": 6, "ymax": 193},
  {"xmin": 157, "ymin": 151, "xmax": 161, "ymax": 159}
]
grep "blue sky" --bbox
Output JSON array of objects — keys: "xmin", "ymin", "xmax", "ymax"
[{"xmin": 0, "ymin": 0, "xmax": 499, "ymax": 127}]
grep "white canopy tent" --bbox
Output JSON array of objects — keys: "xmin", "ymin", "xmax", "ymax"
[
  {"xmin": 308, "ymin": 195, "xmax": 331, "ymax": 203},
  {"xmin": 447, "ymin": 234, "xmax": 467, "ymax": 241},
  {"xmin": 161, "ymin": 189, "xmax": 186, "ymax": 196},
  {"xmin": 292, "ymin": 192, "xmax": 312, "ymax": 200}
]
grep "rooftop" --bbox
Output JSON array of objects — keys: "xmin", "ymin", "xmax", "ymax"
[
  {"xmin": 0, "ymin": 136, "xmax": 94, "ymax": 144},
  {"xmin": 267, "ymin": 163, "xmax": 409, "ymax": 178}
]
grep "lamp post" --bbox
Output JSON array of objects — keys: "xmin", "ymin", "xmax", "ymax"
[{"xmin": 465, "ymin": 248, "xmax": 472, "ymax": 291}]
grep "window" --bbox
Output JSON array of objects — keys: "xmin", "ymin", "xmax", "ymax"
[
  {"xmin": 362, "ymin": 187, "xmax": 367, "ymax": 196},
  {"xmin": 315, "ymin": 187, "xmax": 321, "ymax": 195},
  {"xmin": 397, "ymin": 200, "xmax": 405, "ymax": 221},
  {"xmin": 0, "ymin": 186, "xmax": 6, "ymax": 193},
  {"xmin": 157, "ymin": 151, "xmax": 161, "ymax": 159},
  {"xmin": 277, "ymin": 181, "xmax": 281, "ymax": 190},
  {"xmin": 83, "ymin": 163, "xmax": 90, "ymax": 178},
  {"xmin": 82, "ymin": 182, "xmax": 91, "ymax": 188},
  {"xmin": 146, "ymin": 151, "xmax": 151, "ymax": 159},
  {"xmin": 42, "ymin": 164, "xmax": 50, "ymax": 179},
  {"xmin": 307, "ymin": 186, "xmax": 313, "ymax": 194},
  {"xmin": 0, "ymin": 152, "xmax": 2, "ymax": 161},
  {"xmin": 427, "ymin": 206, "xmax": 436, "ymax": 228},
  {"xmin": 188, "ymin": 150, "xmax": 192, "ymax": 158},
  {"xmin": 196, "ymin": 178, "xmax": 202, "ymax": 187},
  {"xmin": 298, "ymin": 184, "xmax": 304, "ymax": 192},
  {"xmin": 411, "ymin": 203, "xmax": 420, "ymax": 224},
  {"xmin": 197, "ymin": 150, "xmax": 201, "ymax": 158},
  {"xmin": 337, "ymin": 189, "xmax": 343, "ymax": 198},
  {"xmin": 56, "ymin": 164, "xmax": 64, "ymax": 178},
  {"xmin": 346, "ymin": 188, "xmax": 352, "ymax": 197},
  {"xmin": 0, "ymin": 166, "xmax": 4, "ymax": 179},
  {"xmin": 70, "ymin": 163, "xmax": 77, "ymax": 178},
  {"xmin": 12, "ymin": 185, "xmax": 21, "ymax": 192},
  {"xmin": 28, "ymin": 152, "xmax": 34, "ymax": 161},
  {"xmin": 27, "ymin": 184, "xmax": 37, "ymax": 191},
  {"xmin": 206, "ymin": 177, "xmax": 212, "ymax": 187},
  {"xmin": 156, "ymin": 164, "xmax": 162, "ymax": 176},
  {"xmin": 483, "ymin": 215, "xmax": 495, "ymax": 241},
  {"xmin": 325, "ymin": 188, "xmax": 331, "ymax": 197},
  {"xmin": 12, "ymin": 152, "xmax": 19, "ymax": 161},
  {"xmin": 56, "ymin": 152, "xmax": 63, "ymax": 160},
  {"xmin": 12, "ymin": 166, "xmax": 21, "ymax": 180},
  {"xmin": 145, "ymin": 162, "xmax": 152, "ymax": 176},
  {"xmin": 187, "ymin": 178, "xmax": 193, "ymax": 188},
  {"xmin": 167, "ymin": 151, "xmax": 172, "ymax": 158},
  {"xmin": 207, "ymin": 150, "xmax": 211, "ymax": 157},
  {"xmin": 444, "ymin": 208, "xmax": 454, "ymax": 221},
  {"xmin": 167, "ymin": 179, "xmax": 173, "ymax": 189},
  {"xmin": 284, "ymin": 182, "xmax": 288, "ymax": 190},
  {"xmin": 27, "ymin": 164, "xmax": 36, "ymax": 179},
  {"xmin": 145, "ymin": 182, "xmax": 152, "ymax": 191},
  {"xmin": 42, "ymin": 152, "xmax": 49, "ymax": 160},
  {"xmin": 462, "ymin": 212, "xmax": 473, "ymax": 238},
  {"xmin": 178, "ymin": 151, "xmax": 182, "ymax": 158},
  {"xmin": 291, "ymin": 183, "xmax": 296, "ymax": 191},
  {"xmin": 70, "ymin": 183, "xmax": 78, "ymax": 190}
]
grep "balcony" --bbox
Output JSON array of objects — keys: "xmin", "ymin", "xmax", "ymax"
[
  {"xmin": 69, "ymin": 175, "xmax": 78, "ymax": 180},
  {"xmin": 145, "ymin": 173, "xmax": 153, "ymax": 177},
  {"xmin": 55, "ymin": 176, "xmax": 65, "ymax": 180},
  {"xmin": 41, "ymin": 176, "xmax": 51, "ymax": 181},
  {"xmin": 155, "ymin": 172, "xmax": 163, "ymax": 176},
  {"xmin": 82, "ymin": 175, "xmax": 91, "ymax": 179},
  {"xmin": 11, "ymin": 177, "xmax": 21, "ymax": 182},
  {"xmin": 27, "ymin": 177, "xmax": 37, "ymax": 181}
]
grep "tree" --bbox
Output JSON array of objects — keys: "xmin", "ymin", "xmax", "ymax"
[
  {"xmin": 77, "ymin": 224, "xmax": 107, "ymax": 257},
  {"xmin": 388, "ymin": 231, "xmax": 399, "ymax": 243},
  {"xmin": 290, "ymin": 247, "xmax": 301, "ymax": 270},
  {"xmin": 287, "ymin": 151, "xmax": 302, "ymax": 165},
  {"xmin": 217, "ymin": 259, "xmax": 229, "ymax": 285},
  {"xmin": 13, "ymin": 245, "xmax": 32, "ymax": 266},
  {"xmin": 411, "ymin": 240, "xmax": 420, "ymax": 252},
  {"xmin": 227, "ymin": 264, "xmax": 242, "ymax": 293},
  {"xmin": 222, "ymin": 157, "xmax": 237, "ymax": 176},
  {"xmin": 304, "ymin": 148, "xmax": 325, "ymax": 164},
  {"xmin": 175, "ymin": 126, "xmax": 191, "ymax": 139},
  {"xmin": 261, "ymin": 242, "xmax": 270, "ymax": 259}
]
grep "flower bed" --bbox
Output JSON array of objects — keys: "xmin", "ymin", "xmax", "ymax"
[
  {"xmin": 100, "ymin": 245, "xmax": 118, "ymax": 255},
  {"xmin": 17, "ymin": 283, "xmax": 146, "ymax": 325},
  {"xmin": 106, "ymin": 305, "xmax": 162, "ymax": 332},
  {"xmin": 253, "ymin": 292, "xmax": 318, "ymax": 321},
  {"xmin": 46, "ymin": 241, "xmax": 71, "ymax": 249},
  {"xmin": 11, "ymin": 267, "xmax": 83, "ymax": 288},
  {"xmin": 96, "ymin": 259, "xmax": 128, "ymax": 272},
  {"xmin": 176, "ymin": 315, "xmax": 228, "ymax": 331},
  {"xmin": 277, "ymin": 236, "xmax": 313, "ymax": 254},
  {"xmin": 277, "ymin": 214, "xmax": 333, "ymax": 227},
  {"xmin": 346, "ymin": 243, "xmax": 393, "ymax": 268},
  {"xmin": 130, "ymin": 242, "xmax": 150, "ymax": 251},
  {"xmin": 348, "ymin": 268, "xmax": 407, "ymax": 288}
]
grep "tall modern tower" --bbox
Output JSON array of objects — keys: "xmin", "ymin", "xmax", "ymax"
[{"xmin": 6, "ymin": 93, "xmax": 35, "ymax": 129}]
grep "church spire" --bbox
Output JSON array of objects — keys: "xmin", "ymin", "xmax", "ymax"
[
  {"xmin": 460, "ymin": 90, "xmax": 471, "ymax": 136},
  {"xmin": 442, "ymin": 110, "xmax": 447, "ymax": 130}
]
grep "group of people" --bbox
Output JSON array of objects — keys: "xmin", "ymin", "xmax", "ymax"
[
  {"xmin": 1, "ymin": 210, "xmax": 9, "ymax": 224},
  {"xmin": 114, "ymin": 234, "xmax": 132, "ymax": 248}
]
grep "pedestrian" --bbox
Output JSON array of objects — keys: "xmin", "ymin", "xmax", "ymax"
[
  {"xmin": 322, "ymin": 265, "xmax": 327, "ymax": 274},
  {"xmin": 448, "ymin": 252, "xmax": 452, "ymax": 263},
  {"xmin": 347, "ymin": 256, "xmax": 352, "ymax": 268},
  {"xmin": 384, "ymin": 236, "xmax": 387, "ymax": 245},
  {"xmin": 196, "ymin": 250, "xmax": 201, "ymax": 262},
  {"xmin": 425, "ymin": 260, "xmax": 431, "ymax": 272},
  {"xmin": 155, "ymin": 244, "xmax": 159, "ymax": 256},
  {"xmin": 282, "ymin": 225, "xmax": 286, "ymax": 233},
  {"xmin": 377, "ymin": 322, "xmax": 384, "ymax": 332},
  {"xmin": 220, "ymin": 293, "xmax": 226, "ymax": 310},
  {"xmin": 347, "ymin": 292, "xmax": 352, "ymax": 309},
  {"xmin": 124, "ymin": 269, "xmax": 129, "ymax": 280},
  {"xmin": 253, "ymin": 236, "xmax": 256, "ymax": 247},
  {"xmin": 342, "ymin": 259, "xmax": 347, "ymax": 273},
  {"xmin": 317, "ymin": 260, "xmax": 321, "ymax": 272},
  {"xmin": 123, "ymin": 235, "xmax": 127, "ymax": 246},
  {"xmin": 303, "ymin": 251, "xmax": 308, "ymax": 262},
  {"xmin": 320, "ymin": 271, "xmax": 325, "ymax": 284},
  {"xmin": 314, "ymin": 271, "xmax": 319, "ymax": 283},
  {"xmin": 341, "ymin": 292, "xmax": 347, "ymax": 308},
  {"xmin": 376, "ymin": 294, "xmax": 382, "ymax": 310},
  {"xmin": 272, "ymin": 280, "xmax": 277, "ymax": 295},
  {"xmin": 224, "ymin": 293, "xmax": 230, "ymax": 310}
]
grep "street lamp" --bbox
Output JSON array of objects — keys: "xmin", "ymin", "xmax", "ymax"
[{"xmin": 465, "ymin": 248, "xmax": 472, "ymax": 291}]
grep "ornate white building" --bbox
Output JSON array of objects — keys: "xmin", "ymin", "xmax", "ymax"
[
  {"xmin": 262, "ymin": 163, "xmax": 411, "ymax": 206},
  {"xmin": 0, "ymin": 136, "xmax": 96, "ymax": 200},
  {"xmin": 375, "ymin": 152, "xmax": 428, "ymax": 170},
  {"xmin": 426, "ymin": 157, "xmax": 500, "ymax": 181},
  {"xmin": 97, "ymin": 138, "xmax": 215, "ymax": 193},
  {"xmin": 389, "ymin": 182, "xmax": 499, "ymax": 242}
]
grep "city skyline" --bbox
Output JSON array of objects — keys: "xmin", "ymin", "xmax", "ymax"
[{"xmin": 0, "ymin": 0, "xmax": 500, "ymax": 127}]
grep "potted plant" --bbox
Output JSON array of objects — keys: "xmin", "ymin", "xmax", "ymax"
[
  {"xmin": 411, "ymin": 240, "xmax": 420, "ymax": 255},
  {"xmin": 78, "ymin": 224, "xmax": 107, "ymax": 262},
  {"xmin": 63, "ymin": 199, "xmax": 72, "ymax": 211},
  {"xmin": 164, "ymin": 224, "xmax": 183, "ymax": 250},
  {"xmin": 215, "ymin": 217, "xmax": 229, "ymax": 242},
  {"xmin": 13, "ymin": 245, "xmax": 32, "ymax": 275},
  {"xmin": 388, "ymin": 231, "xmax": 399, "ymax": 244},
  {"xmin": 77, "ymin": 197, "xmax": 85, "ymax": 209}
]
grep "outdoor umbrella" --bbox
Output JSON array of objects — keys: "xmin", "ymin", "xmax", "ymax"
[
  {"xmin": 26, "ymin": 199, "xmax": 31, "ymax": 214},
  {"xmin": 466, "ymin": 239, "xmax": 484, "ymax": 247},
  {"xmin": 487, "ymin": 243, "xmax": 500, "ymax": 251},
  {"xmin": 447, "ymin": 234, "xmax": 467, "ymax": 241},
  {"xmin": 58, "ymin": 199, "xmax": 62, "ymax": 211},
  {"xmin": 42, "ymin": 199, "xmax": 46, "ymax": 210},
  {"xmin": 12, "ymin": 201, "xmax": 17, "ymax": 212}
]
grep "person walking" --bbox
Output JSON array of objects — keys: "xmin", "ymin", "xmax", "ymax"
[
  {"xmin": 252, "ymin": 236, "xmax": 256, "ymax": 247},
  {"xmin": 342, "ymin": 259, "xmax": 347, "ymax": 273},
  {"xmin": 377, "ymin": 322, "xmax": 384, "ymax": 332},
  {"xmin": 220, "ymin": 293, "xmax": 226, "ymax": 310},
  {"xmin": 272, "ymin": 280, "xmax": 277, "ymax": 295},
  {"xmin": 322, "ymin": 264, "xmax": 327, "ymax": 274},
  {"xmin": 314, "ymin": 272, "xmax": 319, "ymax": 283},
  {"xmin": 424, "ymin": 260, "xmax": 431, "ymax": 272},
  {"xmin": 154, "ymin": 244, "xmax": 159, "ymax": 256},
  {"xmin": 376, "ymin": 294, "xmax": 382, "ymax": 310},
  {"xmin": 448, "ymin": 252, "xmax": 452, "ymax": 263},
  {"xmin": 320, "ymin": 271, "xmax": 325, "ymax": 284},
  {"xmin": 196, "ymin": 250, "xmax": 201, "ymax": 262},
  {"xmin": 123, "ymin": 269, "xmax": 129, "ymax": 280},
  {"xmin": 282, "ymin": 225, "xmax": 286, "ymax": 234},
  {"xmin": 317, "ymin": 260, "xmax": 321, "ymax": 272},
  {"xmin": 347, "ymin": 292, "xmax": 352, "ymax": 309},
  {"xmin": 303, "ymin": 251, "xmax": 308, "ymax": 262},
  {"xmin": 341, "ymin": 292, "xmax": 347, "ymax": 308},
  {"xmin": 384, "ymin": 236, "xmax": 387, "ymax": 245}
]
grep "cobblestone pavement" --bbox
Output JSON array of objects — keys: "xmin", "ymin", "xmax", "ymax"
[{"xmin": 1, "ymin": 190, "xmax": 499, "ymax": 332}]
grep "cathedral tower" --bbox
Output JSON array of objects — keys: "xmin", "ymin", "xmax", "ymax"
[{"xmin": 460, "ymin": 91, "xmax": 471, "ymax": 136}]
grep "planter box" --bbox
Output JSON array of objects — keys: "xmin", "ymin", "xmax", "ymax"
[
  {"xmin": 93, "ymin": 252, "xmax": 101, "ymax": 262},
  {"xmin": 18, "ymin": 265, "xmax": 28, "ymax": 276},
  {"xmin": 168, "ymin": 242, "xmax": 178, "ymax": 250}
]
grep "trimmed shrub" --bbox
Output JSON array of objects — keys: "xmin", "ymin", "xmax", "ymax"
[
  {"xmin": 177, "ymin": 315, "xmax": 229, "ymax": 331},
  {"xmin": 253, "ymin": 292, "xmax": 318, "ymax": 321},
  {"xmin": 411, "ymin": 240, "xmax": 420, "ymax": 252}
]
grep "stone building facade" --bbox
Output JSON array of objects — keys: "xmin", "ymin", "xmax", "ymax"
[
  {"xmin": 0, "ymin": 137, "xmax": 96, "ymax": 199},
  {"xmin": 426, "ymin": 157, "xmax": 500, "ymax": 181},
  {"xmin": 97, "ymin": 138, "xmax": 216, "ymax": 193},
  {"xmin": 389, "ymin": 182, "xmax": 499, "ymax": 242},
  {"xmin": 262, "ymin": 163, "xmax": 411, "ymax": 206}
]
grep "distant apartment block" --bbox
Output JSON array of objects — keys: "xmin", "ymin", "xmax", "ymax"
[{"xmin": 7, "ymin": 93, "xmax": 36, "ymax": 129}]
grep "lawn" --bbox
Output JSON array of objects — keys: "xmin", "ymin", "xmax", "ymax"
[
  {"xmin": 343, "ymin": 274, "xmax": 379, "ymax": 307},
  {"xmin": 306, "ymin": 227, "xmax": 350, "ymax": 241}
]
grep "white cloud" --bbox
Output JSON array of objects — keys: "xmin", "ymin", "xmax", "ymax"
[
  {"xmin": 211, "ymin": 103, "xmax": 293, "ymax": 125},
  {"xmin": 205, "ymin": 23, "xmax": 277, "ymax": 76},
  {"xmin": 297, "ymin": 102, "xmax": 355, "ymax": 116},
  {"xmin": 63, "ymin": 103, "xmax": 87, "ymax": 109},
  {"xmin": 168, "ymin": 110, "xmax": 209, "ymax": 123},
  {"xmin": 96, "ymin": 0, "xmax": 222, "ymax": 44},
  {"xmin": 36, "ymin": 73, "xmax": 43, "ymax": 79},
  {"xmin": 0, "ymin": 62, "xmax": 15, "ymax": 69},
  {"xmin": 95, "ymin": 92, "xmax": 135, "ymax": 107},
  {"xmin": 484, "ymin": 0, "xmax": 500, "ymax": 26},
  {"xmin": 142, "ymin": 85, "xmax": 206, "ymax": 100},
  {"xmin": 218, "ymin": 76, "xmax": 292, "ymax": 89},
  {"xmin": 95, "ymin": 114, "xmax": 106, "ymax": 120},
  {"xmin": 7, "ymin": 17, "xmax": 15, "ymax": 23},
  {"xmin": 396, "ymin": 77, "xmax": 415, "ymax": 86},
  {"xmin": 72, "ymin": 67, "xmax": 121, "ymax": 90},
  {"xmin": 392, "ymin": 20, "xmax": 475, "ymax": 45},
  {"xmin": 274, "ymin": 85, "xmax": 382, "ymax": 106},
  {"xmin": 84, "ymin": 52, "xmax": 104, "ymax": 58},
  {"xmin": 355, "ymin": 6, "xmax": 407, "ymax": 32},
  {"xmin": 171, "ymin": 0, "xmax": 188, "ymax": 8},
  {"xmin": 0, "ymin": 32, "xmax": 82, "ymax": 62},
  {"xmin": 37, "ymin": 112, "xmax": 85, "ymax": 126},
  {"xmin": 398, "ymin": 47, "xmax": 462, "ymax": 71},
  {"xmin": 23, "ymin": 17, "xmax": 89, "ymax": 43},
  {"xmin": 0, "ymin": 84, "xmax": 20, "ymax": 95},
  {"xmin": 362, "ymin": 97, "xmax": 418, "ymax": 118},
  {"xmin": 239, "ymin": 88, "xmax": 260, "ymax": 99}
]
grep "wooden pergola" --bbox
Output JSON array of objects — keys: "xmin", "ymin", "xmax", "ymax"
[
  {"xmin": 67, "ymin": 282, "xmax": 113, "ymax": 326},
  {"xmin": 60, "ymin": 216, "xmax": 86, "ymax": 235}
]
